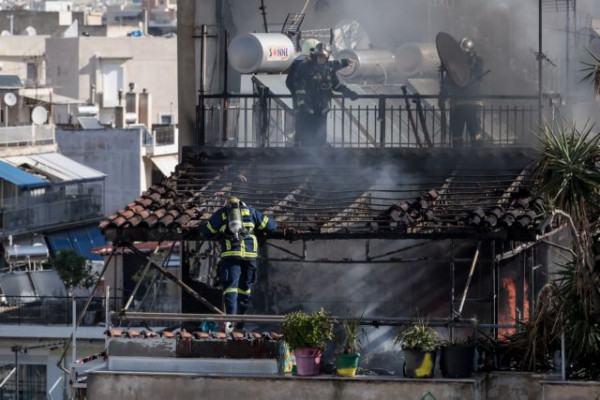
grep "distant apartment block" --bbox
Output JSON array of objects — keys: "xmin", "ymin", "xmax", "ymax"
[{"xmin": 45, "ymin": 36, "xmax": 178, "ymax": 127}]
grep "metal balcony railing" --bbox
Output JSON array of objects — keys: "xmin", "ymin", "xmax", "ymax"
[
  {"xmin": 196, "ymin": 90, "xmax": 557, "ymax": 148},
  {"xmin": 145, "ymin": 124, "xmax": 178, "ymax": 156},
  {"xmin": 0, "ymin": 296, "xmax": 111, "ymax": 326},
  {"xmin": 0, "ymin": 125, "xmax": 55, "ymax": 148},
  {"xmin": 0, "ymin": 193, "xmax": 103, "ymax": 234}
]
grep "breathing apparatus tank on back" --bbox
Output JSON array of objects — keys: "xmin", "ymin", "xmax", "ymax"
[{"xmin": 226, "ymin": 197, "xmax": 247, "ymax": 241}]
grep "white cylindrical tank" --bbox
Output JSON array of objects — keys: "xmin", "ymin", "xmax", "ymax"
[
  {"xmin": 228, "ymin": 33, "xmax": 296, "ymax": 74},
  {"xmin": 336, "ymin": 49, "xmax": 396, "ymax": 79},
  {"xmin": 394, "ymin": 42, "xmax": 440, "ymax": 77}
]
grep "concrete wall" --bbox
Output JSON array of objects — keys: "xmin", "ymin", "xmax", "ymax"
[
  {"xmin": 45, "ymin": 37, "xmax": 80, "ymax": 100},
  {"xmin": 88, "ymin": 372, "xmax": 483, "ymax": 400},
  {"xmin": 542, "ymin": 380, "xmax": 600, "ymax": 400},
  {"xmin": 0, "ymin": 338, "xmax": 104, "ymax": 400},
  {"xmin": 0, "ymin": 36, "xmax": 47, "ymax": 85},
  {"xmin": 46, "ymin": 36, "xmax": 177, "ymax": 126},
  {"xmin": 56, "ymin": 128, "xmax": 142, "ymax": 216}
]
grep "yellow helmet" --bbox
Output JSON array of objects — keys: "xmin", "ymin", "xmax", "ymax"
[
  {"xmin": 301, "ymin": 38, "xmax": 320, "ymax": 56},
  {"xmin": 227, "ymin": 196, "xmax": 240, "ymax": 207}
]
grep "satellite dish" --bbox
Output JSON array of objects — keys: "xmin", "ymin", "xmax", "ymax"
[
  {"xmin": 1, "ymin": 30, "xmax": 11, "ymax": 36},
  {"xmin": 3, "ymin": 92, "xmax": 16, "ymax": 107},
  {"xmin": 22, "ymin": 26, "xmax": 37, "ymax": 36},
  {"xmin": 436, "ymin": 32, "xmax": 470, "ymax": 88},
  {"xmin": 31, "ymin": 106, "xmax": 48, "ymax": 125}
]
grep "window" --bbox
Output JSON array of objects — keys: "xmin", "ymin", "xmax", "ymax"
[
  {"xmin": 27, "ymin": 62, "xmax": 38, "ymax": 83},
  {"xmin": 0, "ymin": 364, "xmax": 46, "ymax": 399},
  {"xmin": 159, "ymin": 114, "xmax": 173, "ymax": 125},
  {"xmin": 101, "ymin": 63, "xmax": 124, "ymax": 108}
]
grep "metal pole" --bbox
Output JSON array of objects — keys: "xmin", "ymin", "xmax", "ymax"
[
  {"xmin": 565, "ymin": 0, "xmax": 570, "ymax": 97},
  {"xmin": 538, "ymin": 0, "xmax": 543, "ymax": 127},
  {"xmin": 450, "ymin": 239, "xmax": 456, "ymax": 337},
  {"xmin": 57, "ymin": 247, "xmax": 117, "ymax": 371},
  {"xmin": 71, "ymin": 295, "xmax": 76, "ymax": 365},
  {"xmin": 105, "ymin": 285, "xmax": 110, "ymax": 349},
  {"xmin": 561, "ymin": 331, "xmax": 566, "ymax": 380},
  {"xmin": 123, "ymin": 243, "xmax": 224, "ymax": 315},
  {"xmin": 14, "ymin": 347, "xmax": 18, "ymax": 400},
  {"xmin": 199, "ymin": 24, "xmax": 207, "ymax": 146},
  {"xmin": 123, "ymin": 244, "xmax": 162, "ymax": 311},
  {"xmin": 458, "ymin": 241, "xmax": 482, "ymax": 316}
]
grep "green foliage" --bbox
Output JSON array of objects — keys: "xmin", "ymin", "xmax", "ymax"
[
  {"xmin": 580, "ymin": 48, "xmax": 600, "ymax": 96},
  {"xmin": 534, "ymin": 122, "xmax": 600, "ymax": 226},
  {"xmin": 282, "ymin": 309, "xmax": 333, "ymax": 350},
  {"xmin": 337, "ymin": 316, "xmax": 367, "ymax": 354},
  {"xmin": 511, "ymin": 120, "xmax": 600, "ymax": 380},
  {"xmin": 554, "ymin": 260, "xmax": 600, "ymax": 379},
  {"xmin": 52, "ymin": 250, "xmax": 95, "ymax": 289},
  {"xmin": 394, "ymin": 319, "xmax": 440, "ymax": 352}
]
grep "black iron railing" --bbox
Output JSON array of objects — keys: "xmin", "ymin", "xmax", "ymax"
[{"xmin": 196, "ymin": 90, "xmax": 559, "ymax": 148}]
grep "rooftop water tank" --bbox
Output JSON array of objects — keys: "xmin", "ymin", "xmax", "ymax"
[
  {"xmin": 336, "ymin": 49, "xmax": 396, "ymax": 80},
  {"xmin": 228, "ymin": 33, "xmax": 295, "ymax": 74},
  {"xmin": 394, "ymin": 42, "xmax": 440, "ymax": 77}
]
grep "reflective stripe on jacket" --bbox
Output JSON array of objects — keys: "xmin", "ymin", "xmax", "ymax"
[{"xmin": 200, "ymin": 205, "xmax": 277, "ymax": 260}]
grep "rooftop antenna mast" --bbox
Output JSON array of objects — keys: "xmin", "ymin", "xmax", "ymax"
[{"xmin": 259, "ymin": 0, "xmax": 269, "ymax": 33}]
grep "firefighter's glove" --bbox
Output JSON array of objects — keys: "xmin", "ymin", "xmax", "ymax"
[
  {"xmin": 345, "ymin": 89, "xmax": 359, "ymax": 101},
  {"xmin": 283, "ymin": 227, "xmax": 297, "ymax": 241}
]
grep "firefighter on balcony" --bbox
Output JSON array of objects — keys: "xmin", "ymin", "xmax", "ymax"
[
  {"xmin": 441, "ymin": 37, "xmax": 484, "ymax": 147},
  {"xmin": 199, "ymin": 197, "xmax": 277, "ymax": 322},
  {"xmin": 292, "ymin": 42, "xmax": 359, "ymax": 146}
]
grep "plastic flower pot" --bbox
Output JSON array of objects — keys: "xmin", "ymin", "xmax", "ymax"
[
  {"xmin": 336, "ymin": 353, "xmax": 360, "ymax": 376},
  {"xmin": 403, "ymin": 349, "xmax": 437, "ymax": 378},
  {"xmin": 294, "ymin": 348, "xmax": 322, "ymax": 376}
]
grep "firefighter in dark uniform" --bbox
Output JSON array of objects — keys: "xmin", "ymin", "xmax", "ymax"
[
  {"xmin": 442, "ymin": 37, "xmax": 484, "ymax": 147},
  {"xmin": 200, "ymin": 197, "xmax": 277, "ymax": 328},
  {"xmin": 286, "ymin": 38, "xmax": 320, "ymax": 145},
  {"xmin": 293, "ymin": 42, "xmax": 359, "ymax": 146}
]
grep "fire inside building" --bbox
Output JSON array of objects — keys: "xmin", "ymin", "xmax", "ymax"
[{"xmin": 64, "ymin": 0, "xmax": 600, "ymax": 398}]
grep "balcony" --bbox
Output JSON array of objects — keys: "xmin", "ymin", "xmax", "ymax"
[
  {"xmin": 0, "ymin": 125, "xmax": 55, "ymax": 149},
  {"xmin": 145, "ymin": 124, "xmax": 178, "ymax": 156},
  {"xmin": 0, "ymin": 189, "xmax": 104, "ymax": 235},
  {"xmin": 0, "ymin": 296, "xmax": 108, "ymax": 326},
  {"xmin": 196, "ymin": 88, "xmax": 557, "ymax": 148}
]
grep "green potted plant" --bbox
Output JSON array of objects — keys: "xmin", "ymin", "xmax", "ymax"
[
  {"xmin": 282, "ymin": 308, "xmax": 333, "ymax": 376},
  {"xmin": 440, "ymin": 320, "xmax": 477, "ymax": 378},
  {"xmin": 394, "ymin": 318, "xmax": 440, "ymax": 378},
  {"xmin": 335, "ymin": 316, "xmax": 367, "ymax": 376},
  {"xmin": 440, "ymin": 336, "xmax": 476, "ymax": 378}
]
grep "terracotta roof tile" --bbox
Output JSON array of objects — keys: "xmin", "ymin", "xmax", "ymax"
[
  {"xmin": 101, "ymin": 148, "xmax": 545, "ymax": 243},
  {"xmin": 107, "ymin": 329, "xmax": 122, "ymax": 337},
  {"xmin": 193, "ymin": 332, "xmax": 210, "ymax": 339},
  {"xmin": 231, "ymin": 332, "xmax": 245, "ymax": 340}
]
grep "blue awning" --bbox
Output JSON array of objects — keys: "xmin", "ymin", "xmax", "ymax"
[{"xmin": 0, "ymin": 160, "xmax": 48, "ymax": 189}]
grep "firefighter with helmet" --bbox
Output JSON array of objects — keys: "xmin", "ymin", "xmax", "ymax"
[
  {"xmin": 200, "ymin": 196, "xmax": 277, "ymax": 329},
  {"xmin": 292, "ymin": 42, "xmax": 359, "ymax": 146},
  {"xmin": 440, "ymin": 36, "xmax": 485, "ymax": 147}
]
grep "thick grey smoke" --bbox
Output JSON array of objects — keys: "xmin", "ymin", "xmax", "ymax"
[{"xmin": 228, "ymin": 0, "xmax": 598, "ymax": 100}]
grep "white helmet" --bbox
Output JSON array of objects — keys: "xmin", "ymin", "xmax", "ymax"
[
  {"xmin": 460, "ymin": 37, "xmax": 474, "ymax": 53},
  {"xmin": 301, "ymin": 38, "xmax": 320, "ymax": 56}
]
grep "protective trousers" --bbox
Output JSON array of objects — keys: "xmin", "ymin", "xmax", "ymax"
[
  {"xmin": 295, "ymin": 111, "xmax": 328, "ymax": 147},
  {"xmin": 219, "ymin": 258, "xmax": 257, "ymax": 315},
  {"xmin": 450, "ymin": 104, "xmax": 482, "ymax": 147}
]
